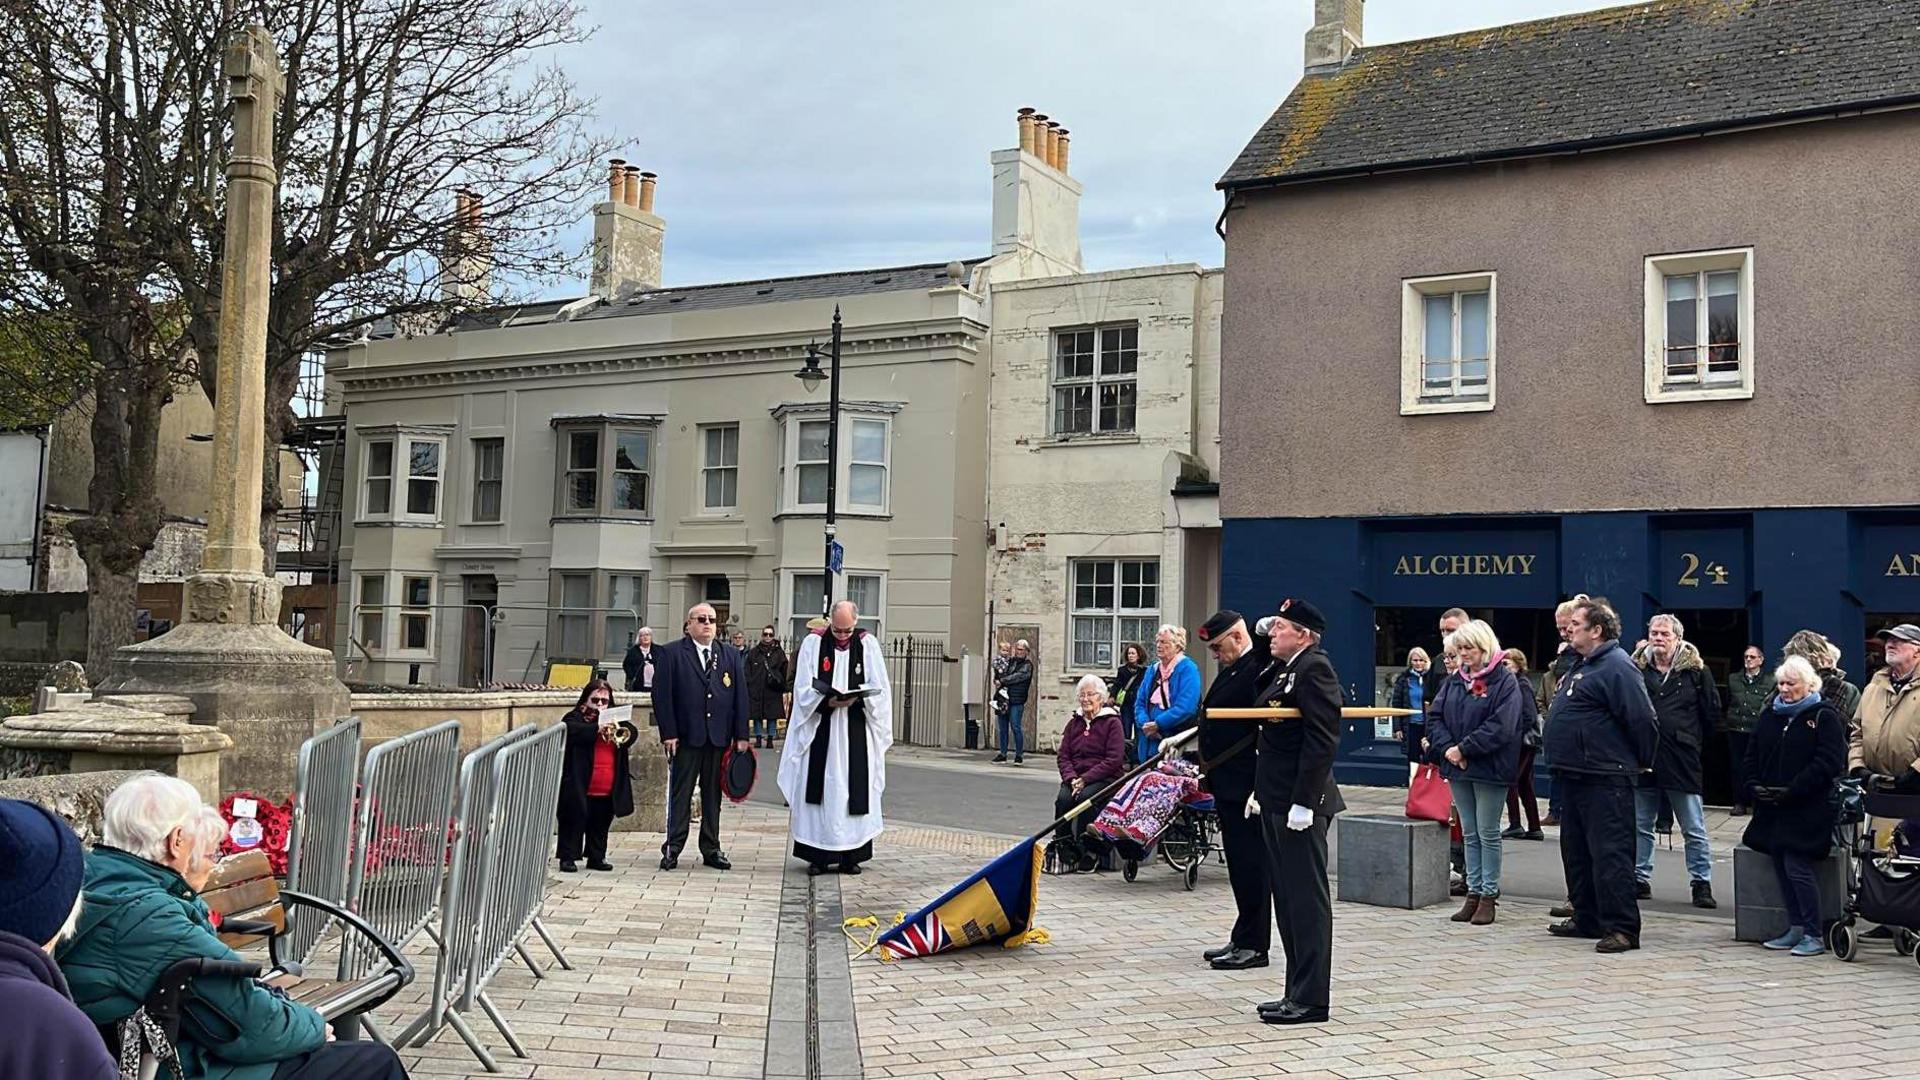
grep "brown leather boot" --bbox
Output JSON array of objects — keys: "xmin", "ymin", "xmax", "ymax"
[
  {"xmin": 1450, "ymin": 894, "xmax": 1482, "ymax": 922},
  {"xmin": 1471, "ymin": 896, "xmax": 1497, "ymax": 925}
]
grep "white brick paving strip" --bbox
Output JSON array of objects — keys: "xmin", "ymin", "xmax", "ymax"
[{"xmin": 370, "ymin": 799, "xmax": 1920, "ymax": 1079}]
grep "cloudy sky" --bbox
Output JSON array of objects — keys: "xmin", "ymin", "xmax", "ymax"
[{"xmin": 542, "ymin": 0, "xmax": 1627, "ymax": 294}]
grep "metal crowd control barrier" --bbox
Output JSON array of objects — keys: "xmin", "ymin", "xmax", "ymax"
[
  {"xmin": 393, "ymin": 725, "xmax": 536, "ymax": 1068},
  {"xmin": 453, "ymin": 723, "xmax": 569, "ymax": 1069},
  {"xmin": 339, "ymin": 719, "xmax": 462, "ymax": 1041},
  {"xmin": 283, "ymin": 718, "xmax": 363, "ymax": 967}
]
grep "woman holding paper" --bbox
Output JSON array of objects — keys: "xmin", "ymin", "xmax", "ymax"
[{"xmin": 556, "ymin": 678, "xmax": 635, "ymax": 873}]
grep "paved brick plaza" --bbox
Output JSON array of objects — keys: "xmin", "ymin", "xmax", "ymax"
[{"xmin": 390, "ymin": 802, "xmax": 1920, "ymax": 1079}]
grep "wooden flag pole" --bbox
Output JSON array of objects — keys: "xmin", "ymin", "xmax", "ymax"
[{"xmin": 1207, "ymin": 706, "xmax": 1417, "ymax": 722}]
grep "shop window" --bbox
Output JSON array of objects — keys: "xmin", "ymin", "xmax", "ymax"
[
  {"xmin": 1645, "ymin": 248, "xmax": 1754, "ymax": 403},
  {"xmin": 1400, "ymin": 272, "xmax": 1496, "ymax": 415},
  {"xmin": 1051, "ymin": 324, "xmax": 1137, "ymax": 436},
  {"xmin": 1068, "ymin": 559, "xmax": 1159, "ymax": 669}
]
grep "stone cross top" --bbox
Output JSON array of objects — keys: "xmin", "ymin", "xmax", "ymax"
[{"xmin": 195, "ymin": 26, "xmax": 282, "ymax": 619}]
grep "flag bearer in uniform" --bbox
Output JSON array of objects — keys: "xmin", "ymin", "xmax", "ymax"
[
  {"xmin": 1193, "ymin": 610, "xmax": 1276, "ymax": 972},
  {"xmin": 781, "ymin": 601, "xmax": 894, "ymax": 875},
  {"xmin": 1254, "ymin": 598, "xmax": 1345, "ymax": 1025}
]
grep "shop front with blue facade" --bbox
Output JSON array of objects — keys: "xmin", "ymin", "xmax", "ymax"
[{"xmin": 1222, "ymin": 507, "xmax": 1920, "ymax": 792}]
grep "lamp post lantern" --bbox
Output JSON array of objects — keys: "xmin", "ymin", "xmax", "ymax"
[{"xmin": 796, "ymin": 305, "xmax": 844, "ymax": 620}]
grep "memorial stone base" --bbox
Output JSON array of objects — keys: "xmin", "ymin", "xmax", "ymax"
[{"xmin": 1337, "ymin": 813, "xmax": 1451, "ymax": 909}]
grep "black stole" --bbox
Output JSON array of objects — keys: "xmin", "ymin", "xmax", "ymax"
[{"xmin": 805, "ymin": 629, "xmax": 871, "ymax": 816}]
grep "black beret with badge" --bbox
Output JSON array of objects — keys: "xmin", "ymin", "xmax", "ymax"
[
  {"xmin": 1273, "ymin": 597, "xmax": 1327, "ymax": 635},
  {"xmin": 1197, "ymin": 609, "xmax": 1244, "ymax": 642}
]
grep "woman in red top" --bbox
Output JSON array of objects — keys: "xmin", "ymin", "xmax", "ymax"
[{"xmin": 556, "ymin": 679, "xmax": 635, "ymax": 872}]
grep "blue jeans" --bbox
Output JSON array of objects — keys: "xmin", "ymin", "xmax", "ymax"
[
  {"xmin": 1634, "ymin": 787, "xmax": 1713, "ymax": 884},
  {"xmin": 998, "ymin": 702, "xmax": 1025, "ymax": 755},
  {"xmin": 1452, "ymin": 778, "xmax": 1508, "ymax": 897},
  {"xmin": 751, "ymin": 716, "xmax": 774, "ymax": 740}
]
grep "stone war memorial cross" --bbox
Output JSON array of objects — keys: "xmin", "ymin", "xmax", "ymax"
[{"xmin": 100, "ymin": 27, "xmax": 349, "ymax": 796}]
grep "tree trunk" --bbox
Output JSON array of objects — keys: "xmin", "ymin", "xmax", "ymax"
[
  {"xmin": 70, "ymin": 338, "xmax": 169, "ymax": 681},
  {"xmin": 82, "ymin": 555, "xmax": 140, "ymax": 678}
]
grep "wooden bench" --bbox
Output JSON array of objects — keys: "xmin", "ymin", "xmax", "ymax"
[{"xmin": 201, "ymin": 851, "xmax": 414, "ymax": 1025}]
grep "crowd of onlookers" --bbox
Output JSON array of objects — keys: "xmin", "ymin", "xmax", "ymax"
[
  {"xmin": 1390, "ymin": 596, "xmax": 1920, "ymax": 957},
  {"xmin": 0, "ymin": 775, "xmax": 410, "ymax": 1079}
]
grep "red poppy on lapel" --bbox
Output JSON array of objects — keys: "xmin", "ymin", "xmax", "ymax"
[{"xmin": 1470, "ymin": 678, "xmax": 1488, "ymax": 698}]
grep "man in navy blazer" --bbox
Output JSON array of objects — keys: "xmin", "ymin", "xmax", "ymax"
[{"xmin": 654, "ymin": 602, "xmax": 750, "ymax": 870}]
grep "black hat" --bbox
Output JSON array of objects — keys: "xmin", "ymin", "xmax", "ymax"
[
  {"xmin": 1273, "ymin": 597, "xmax": 1327, "ymax": 635},
  {"xmin": 1876, "ymin": 623, "xmax": 1920, "ymax": 646},
  {"xmin": 1196, "ymin": 610, "xmax": 1244, "ymax": 643},
  {"xmin": 721, "ymin": 745, "xmax": 758, "ymax": 803}
]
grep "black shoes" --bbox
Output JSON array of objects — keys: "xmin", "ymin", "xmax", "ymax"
[
  {"xmin": 704, "ymin": 852, "xmax": 733, "ymax": 871},
  {"xmin": 808, "ymin": 863, "xmax": 828, "ymax": 876},
  {"xmin": 1730, "ymin": 804, "xmax": 1749, "ymax": 817},
  {"xmin": 1635, "ymin": 880, "xmax": 1653, "ymax": 900},
  {"xmin": 1012, "ymin": 754, "xmax": 1024, "ymax": 766},
  {"xmin": 1548, "ymin": 919, "xmax": 1601, "ymax": 940},
  {"xmin": 1209, "ymin": 948, "xmax": 1268, "ymax": 971},
  {"xmin": 1691, "ymin": 881, "xmax": 1717, "ymax": 909},
  {"xmin": 991, "ymin": 753, "xmax": 1009, "ymax": 763},
  {"xmin": 1202, "ymin": 943, "xmax": 1236, "ymax": 962},
  {"xmin": 838, "ymin": 863, "xmax": 862, "ymax": 875},
  {"xmin": 1595, "ymin": 931, "xmax": 1641, "ymax": 953},
  {"xmin": 1520, "ymin": 829, "xmax": 1546, "ymax": 841},
  {"xmin": 559, "ymin": 860, "xmax": 579, "ymax": 873},
  {"xmin": 1257, "ymin": 999, "xmax": 1328, "ymax": 1025},
  {"xmin": 1549, "ymin": 902, "xmax": 1575, "ymax": 919},
  {"xmin": 587, "ymin": 860, "xmax": 614, "ymax": 872},
  {"xmin": 659, "ymin": 854, "xmax": 678, "ymax": 871},
  {"xmin": 1500, "ymin": 825, "xmax": 1527, "ymax": 839}
]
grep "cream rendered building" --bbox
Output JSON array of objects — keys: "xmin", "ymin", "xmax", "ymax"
[
  {"xmin": 329, "ymin": 115, "xmax": 1087, "ymax": 747},
  {"xmin": 986, "ymin": 266, "xmax": 1223, "ymax": 751}
]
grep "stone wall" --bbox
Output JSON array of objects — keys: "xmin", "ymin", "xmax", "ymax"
[
  {"xmin": 0, "ymin": 769, "xmax": 143, "ymax": 846},
  {"xmin": 0, "ymin": 590, "xmax": 87, "ymax": 664}
]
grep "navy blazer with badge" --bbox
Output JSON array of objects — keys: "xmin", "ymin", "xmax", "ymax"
[
  {"xmin": 1255, "ymin": 644, "xmax": 1347, "ymax": 817},
  {"xmin": 652, "ymin": 636, "xmax": 749, "ymax": 747}
]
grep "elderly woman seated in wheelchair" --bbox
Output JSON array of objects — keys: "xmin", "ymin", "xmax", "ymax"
[{"xmin": 57, "ymin": 774, "xmax": 409, "ymax": 1080}]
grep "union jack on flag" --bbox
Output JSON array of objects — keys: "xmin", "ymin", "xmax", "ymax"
[{"xmin": 881, "ymin": 911, "xmax": 951, "ymax": 959}]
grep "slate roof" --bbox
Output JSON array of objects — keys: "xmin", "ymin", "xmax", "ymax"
[
  {"xmin": 444, "ymin": 259, "xmax": 983, "ymax": 332},
  {"xmin": 1219, "ymin": 0, "xmax": 1920, "ymax": 190}
]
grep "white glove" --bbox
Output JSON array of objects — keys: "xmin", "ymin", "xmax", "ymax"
[
  {"xmin": 1244, "ymin": 793, "xmax": 1261, "ymax": 819},
  {"xmin": 1255, "ymin": 616, "xmax": 1277, "ymax": 636},
  {"xmin": 1287, "ymin": 804, "xmax": 1312, "ymax": 831}
]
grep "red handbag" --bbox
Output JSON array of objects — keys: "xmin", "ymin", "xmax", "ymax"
[{"xmin": 1405, "ymin": 764, "xmax": 1451, "ymax": 823}]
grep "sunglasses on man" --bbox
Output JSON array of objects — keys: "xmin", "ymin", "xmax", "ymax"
[{"xmin": 691, "ymin": 615, "xmax": 716, "ymax": 624}]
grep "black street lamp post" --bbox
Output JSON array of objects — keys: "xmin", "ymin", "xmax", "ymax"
[{"xmin": 796, "ymin": 305, "xmax": 843, "ymax": 620}]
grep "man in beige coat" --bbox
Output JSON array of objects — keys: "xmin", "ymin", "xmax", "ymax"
[{"xmin": 1850, "ymin": 624, "xmax": 1920, "ymax": 856}]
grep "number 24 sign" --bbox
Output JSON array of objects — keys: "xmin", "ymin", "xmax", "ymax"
[{"xmin": 1676, "ymin": 552, "xmax": 1730, "ymax": 587}]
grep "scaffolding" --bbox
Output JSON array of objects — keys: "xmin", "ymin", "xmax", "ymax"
[{"xmin": 277, "ymin": 353, "xmax": 345, "ymax": 647}]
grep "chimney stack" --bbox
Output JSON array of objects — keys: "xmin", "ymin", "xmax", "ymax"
[
  {"xmin": 1306, "ymin": 0, "xmax": 1364, "ymax": 72},
  {"xmin": 592, "ymin": 156, "xmax": 664, "ymax": 301},
  {"xmin": 441, "ymin": 187, "xmax": 491, "ymax": 304},
  {"xmin": 992, "ymin": 108, "xmax": 1082, "ymax": 271}
]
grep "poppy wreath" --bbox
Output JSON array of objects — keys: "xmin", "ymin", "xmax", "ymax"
[{"xmin": 217, "ymin": 791, "xmax": 295, "ymax": 876}]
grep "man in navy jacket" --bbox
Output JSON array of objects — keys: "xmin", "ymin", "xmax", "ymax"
[
  {"xmin": 654, "ymin": 602, "xmax": 750, "ymax": 870},
  {"xmin": 1543, "ymin": 596, "xmax": 1658, "ymax": 953}
]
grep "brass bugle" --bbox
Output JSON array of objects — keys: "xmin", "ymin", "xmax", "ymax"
[{"xmin": 604, "ymin": 719, "xmax": 639, "ymax": 747}]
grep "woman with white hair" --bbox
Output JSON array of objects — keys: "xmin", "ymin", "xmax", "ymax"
[
  {"xmin": 1134, "ymin": 625, "xmax": 1201, "ymax": 760},
  {"xmin": 57, "ymin": 774, "xmax": 409, "ymax": 1079},
  {"xmin": 1741, "ymin": 655, "xmax": 1848, "ymax": 956},
  {"xmin": 1425, "ymin": 619, "xmax": 1524, "ymax": 926},
  {"xmin": 1053, "ymin": 675, "xmax": 1126, "ymax": 871}
]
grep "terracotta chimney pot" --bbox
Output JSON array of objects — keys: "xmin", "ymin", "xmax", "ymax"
[
  {"xmin": 1017, "ymin": 107, "xmax": 1037, "ymax": 155},
  {"xmin": 1044, "ymin": 120, "xmax": 1061, "ymax": 169},
  {"xmin": 607, "ymin": 158, "xmax": 627, "ymax": 203},
  {"xmin": 619, "ymin": 165, "xmax": 638, "ymax": 208},
  {"xmin": 638, "ymin": 171, "xmax": 657, "ymax": 214},
  {"xmin": 1056, "ymin": 129, "xmax": 1070, "ymax": 173}
]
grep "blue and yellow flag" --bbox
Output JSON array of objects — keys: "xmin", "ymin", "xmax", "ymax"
[{"xmin": 875, "ymin": 837, "xmax": 1042, "ymax": 959}]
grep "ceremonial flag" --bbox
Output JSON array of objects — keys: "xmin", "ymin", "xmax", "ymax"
[{"xmin": 875, "ymin": 837, "xmax": 1042, "ymax": 959}]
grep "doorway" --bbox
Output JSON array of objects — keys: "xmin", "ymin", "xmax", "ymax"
[
  {"xmin": 698, "ymin": 576, "xmax": 733, "ymax": 634},
  {"xmin": 1658, "ymin": 607, "xmax": 1750, "ymax": 807},
  {"xmin": 462, "ymin": 575, "xmax": 498, "ymax": 687}
]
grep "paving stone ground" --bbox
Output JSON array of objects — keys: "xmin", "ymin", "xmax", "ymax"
[{"xmin": 376, "ymin": 797, "xmax": 1920, "ymax": 1079}]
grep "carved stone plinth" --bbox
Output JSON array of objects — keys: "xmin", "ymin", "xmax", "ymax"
[{"xmin": 0, "ymin": 696, "xmax": 232, "ymax": 804}]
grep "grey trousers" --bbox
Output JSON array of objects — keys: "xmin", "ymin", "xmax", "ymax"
[{"xmin": 1260, "ymin": 809, "xmax": 1334, "ymax": 1008}]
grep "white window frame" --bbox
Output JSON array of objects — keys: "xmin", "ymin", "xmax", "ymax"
[
  {"xmin": 1066, "ymin": 558, "xmax": 1160, "ymax": 671},
  {"xmin": 356, "ymin": 574, "xmax": 387, "ymax": 653},
  {"xmin": 470, "ymin": 436, "xmax": 505, "ymax": 524},
  {"xmin": 354, "ymin": 571, "xmax": 437, "ymax": 656},
  {"xmin": 699, "ymin": 423, "xmax": 740, "ymax": 515},
  {"xmin": 783, "ymin": 569, "xmax": 884, "ymax": 641},
  {"xmin": 397, "ymin": 573, "xmax": 436, "ymax": 655},
  {"xmin": 778, "ymin": 409, "xmax": 896, "ymax": 516},
  {"xmin": 1050, "ymin": 323, "xmax": 1139, "ymax": 436},
  {"xmin": 1400, "ymin": 272, "xmax": 1496, "ymax": 416},
  {"xmin": 847, "ymin": 418, "xmax": 889, "ymax": 511},
  {"xmin": 356, "ymin": 427, "xmax": 449, "ymax": 524},
  {"xmin": 1643, "ymin": 247, "xmax": 1755, "ymax": 403}
]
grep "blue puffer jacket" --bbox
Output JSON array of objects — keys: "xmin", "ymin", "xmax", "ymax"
[
  {"xmin": 1133, "ymin": 655, "xmax": 1202, "ymax": 759},
  {"xmin": 1542, "ymin": 640, "xmax": 1659, "ymax": 779},
  {"xmin": 1425, "ymin": 656, "xmax": 1523, "ymax": 785}
]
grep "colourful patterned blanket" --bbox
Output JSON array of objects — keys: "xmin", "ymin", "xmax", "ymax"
[{"xmin": 1088, "ymin": 759, "xmax": 1206, "ymax": 849}]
